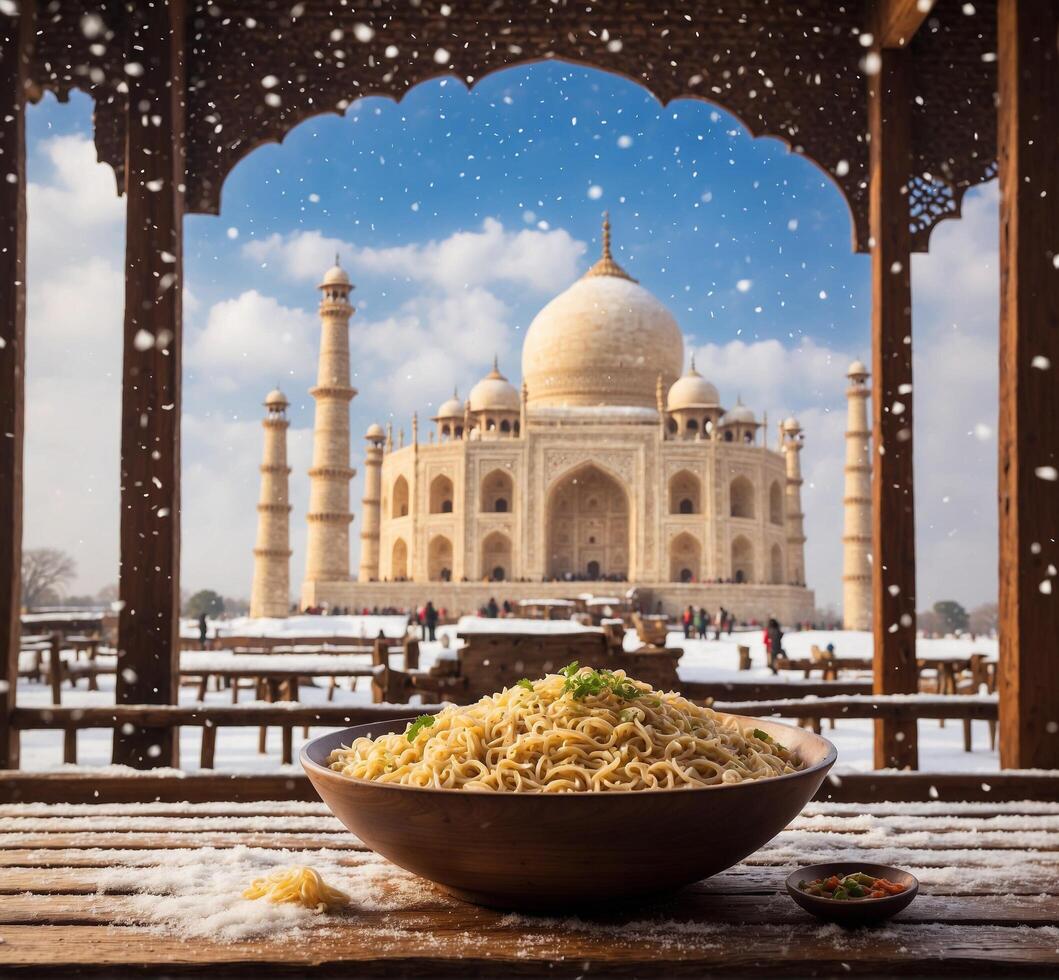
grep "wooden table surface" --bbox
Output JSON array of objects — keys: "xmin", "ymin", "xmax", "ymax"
[{"xmin": 0, "ymin": 798, "xmax": 1057, "ymax": 976}]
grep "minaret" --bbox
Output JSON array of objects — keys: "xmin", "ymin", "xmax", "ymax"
[
  {"xmin": 358, "ymin": 423, "xmax": 385, "ymax": 582},
  {"xmin": 781, "ymin": 417, "xmax": 807, "ymax": 586},
  {"xmin": 301, "ymin": 258, "xmax": 357, "ymax": 610},
  {"xmin": 843, "ymin": 360, "xmax": 873, "ymax": 630},
  {"xmin": 249, "ymin": 389, "xmax": 292, "ymax": 618}
]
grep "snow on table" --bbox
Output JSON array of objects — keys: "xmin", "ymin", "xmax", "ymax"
[
  {"xmin": 180, "ymin": 651, "xmax": 378, "ymax": 675},
  {"xmin": 444, "ymin": 615, "xmax": 597, "ymax": 636}
]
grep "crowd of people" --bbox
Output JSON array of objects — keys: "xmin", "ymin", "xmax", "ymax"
[{"xmin": 680, "ymin": 605, "xmax": 737, "ymax": 640}]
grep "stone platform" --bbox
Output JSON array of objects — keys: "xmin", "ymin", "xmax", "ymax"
[{"xmin": 327, "ymin": 581, "xmax": 815, "ymax": 623}]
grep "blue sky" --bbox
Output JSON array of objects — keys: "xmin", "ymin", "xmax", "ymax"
[{"xmin": 21, "ymin": 63, "xmax": 999, "ymax": 612}]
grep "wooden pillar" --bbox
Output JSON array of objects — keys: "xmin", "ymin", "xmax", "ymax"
[
  {"xmin": 997, "ymin": 0, "xmax": 1059, "ymax": 770},
  {"xmin": 868, "ymin": 47, "xmax": 919, "ymax": 770},
  {"xmin": 113, "ymin": 0, "xmax": 186, "ymax": 768},
  {"xmin": 0, "ymin": 6, "xmax": 32, "ymax": 770}
]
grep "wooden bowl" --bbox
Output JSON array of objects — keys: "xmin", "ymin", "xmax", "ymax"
[
  {"xmin": 786, "ymin": 862, "xmax": 919, "ymax": 925},
  {"xmin": 302, "ymin": 713, "xmax": 836, "ymax": 910}
]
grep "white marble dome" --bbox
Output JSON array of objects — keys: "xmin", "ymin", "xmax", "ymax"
[
  {"xmin": 264, "ymin": 388, "xmax": 288, "ymax": 408},
  {"xmin": 469, "ymin": 361, "xmax": 519, "ymax": 413},
  {"xmin": 724, "ymin": 401, "xmax": 757, "ymax": 425},
  {"xmin": 365, "ymin": 422, "xmax": 385, "ymax": 440},
  {"xmin": 320, "ymin": 261, "xmax": 350, "ymax": 287},
  {"xmin": 847, "ymin": 359, "xmax": 869, "ymax": 377},
  {"xmin": 667, "ymin": 360, "xmax": 720, "ymax": 411},
  {"xmin": 521, "ymin": 219, "xmax": 683, "ymax": 410},
  {"xmin": 434, "ymin": 390, "xmax": 465, "ymax": 419}
]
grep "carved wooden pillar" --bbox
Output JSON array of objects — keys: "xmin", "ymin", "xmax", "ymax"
[
  {"xmin": 0, "ymin": 4, "xmax": 32, "ymax": 769},
  {"xmin": 113, "ymin": 0, "xmax": 187, "ymax": 768},
  {"xmin": 997, "ymin": 0, "xmax": 1059, "ymax": 769},
  {"xmin": 868, "ymin": 47, "xmax": 919, "ymax": 770}
]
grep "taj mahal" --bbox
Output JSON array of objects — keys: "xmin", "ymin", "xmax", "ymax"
[{"xmin": 249, "ymin": 218, "xmax": 874, "ymax": 624}]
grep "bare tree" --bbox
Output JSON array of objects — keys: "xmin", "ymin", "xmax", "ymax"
[
  {"xmin": 21, "ymin": 548, "xmax": 77, "ymax": 610},
  {"xmin": 968, "ymin": 602, "xmax": 999, "ymax": 638}
]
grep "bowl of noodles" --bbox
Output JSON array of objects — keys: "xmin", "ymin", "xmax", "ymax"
[{"xmin": 301, "ymin": 664, "xmax": 836, "ymax": 908}]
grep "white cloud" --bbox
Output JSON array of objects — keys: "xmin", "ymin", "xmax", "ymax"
[
  {"xmin": 244, "ymin": 217, "xmax": 586, "ymax": 294},
  {"xmin": 185, "ymin": 290, "xmax": 319, "ymax": 391},
  {"xmin": 910, "ymin": 181, "xmax": 999, "ymax": 610},
  {"xmin": 352, "ymin": 288, "xmax": 514, "ymax": 415},
  {"xmin": 23, "ymin": 135, "xmax": 125, "ymax": 595}
]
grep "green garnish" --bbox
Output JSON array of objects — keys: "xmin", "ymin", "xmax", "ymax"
[
  {"xmin": 406, "ymin": 715, "xmax": 436, "ymax": 741},
  {"xmin": 516, "ymin": 678, "xmax": 534, "ymax": 690},
  {"xmin": 753, "ymin": 728, "xmax": 787, "ymax": 753},
  {"xmin": 558, "ymin": 662, "xmax": 643, "ymax": 701}
]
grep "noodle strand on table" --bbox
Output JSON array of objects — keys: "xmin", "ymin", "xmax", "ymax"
[{"xmin": 327, "ymin": 666, "xmax": 801, "ymax": 792}]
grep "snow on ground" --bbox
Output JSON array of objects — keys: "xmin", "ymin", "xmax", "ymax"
[
  {"xmin": 16, "ymin": 629, "xmax": 1000, "ymax": 775},
  {"xmin": 181, "ymin": 614, "xmax": 410, "ymax": 640}
]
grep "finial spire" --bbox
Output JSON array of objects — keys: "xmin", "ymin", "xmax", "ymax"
[
  {"xmin": 582, "ymin": 211, "xmax": 636, "ymax": 283},
  {"xmin": 334, "ymin": 252, "xmax": 340, "ymax": 266},
  {"xmin": 690, "ymin": 353, "xmax": 697, "ymax": 373},
  {"xmin": 492, "ymin": 353, "xmax": 499, "ymax": 372}
]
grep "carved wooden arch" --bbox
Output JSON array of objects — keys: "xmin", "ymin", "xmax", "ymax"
[{"xmin": 25, "ymin": 0, "xmax": 1001, "ymax": 255}]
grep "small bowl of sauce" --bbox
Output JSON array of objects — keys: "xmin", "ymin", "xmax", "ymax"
[{"xmin": 786, "ymin": 862, "xmax": 919, "ymax": 925}]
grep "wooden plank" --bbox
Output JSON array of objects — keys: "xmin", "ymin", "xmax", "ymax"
[
  {"xmin": 997, "ymin": 0, "xmax": 1059, "ymax": 770},
  {"xmin": 716, "ymin": 697, "xmax": 997, "ymax": 721},
  {"xmin": 0, "ymin": 772, "xmax": 321, "ymax": 805},
  {"xmin": 868, "ymin": 45, "xmax": 919, "ymax": 770},
  {"xmin": 0, "ymin": 847, "xmax": 373, "ymax": 869},
  {"xmin": 818, "ymin": 770, "xmax": 1059, "ymax": 803},
  {"xmin": 113, "ymin": 0, "xmax": 187, "ymax": 769},
  {"xmin": 871, "ymin": 0, "xmax": 936, "ymax": 48},
  {"xmin": 0, "ymin": 0, "xmax": 31, "ymax": 772},
  {"xmin": 0, "ymin": 832, "xmax": 359, "ymax": 851},
  {"xmin": 10, "ymin": 701, "xmax": 431, "ymax": 729},
  {"xmin": 0, "ymin": 923, "xmax": 1057, "ymax": 976},
  {"xmin": 1, "ymin": 890, "xmax": 1057, "ymax": 928},
  {"xmin": 5, "ymin": 861, "xmax": 1058, "ymax": 898},
  {"xmin": 2, "ymin": 826, "xmax": 1053, "ymax": 855},
  {"xmin": 681, "ymin": 679, "xmax": 872, "ymax": 701}
]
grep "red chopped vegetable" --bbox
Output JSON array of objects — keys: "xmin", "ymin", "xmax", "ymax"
[{"xmin": 798, "ymin": 871, "xmax": 908, "ymax": 901}]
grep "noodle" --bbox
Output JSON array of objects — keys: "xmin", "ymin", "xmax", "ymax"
[
  {"xmin": 327, "ymin": 665, "xmax": 802, "ymax": 792},
  {"xmin": 242, "ymin": 866, "xmax": 350, "ymax": 912}
]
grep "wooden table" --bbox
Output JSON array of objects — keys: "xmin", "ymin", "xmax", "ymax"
[{"xmin": 1, "ymin": 798, "xmax": 1056, "ymax": 975}]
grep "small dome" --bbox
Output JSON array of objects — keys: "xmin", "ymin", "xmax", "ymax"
[
  {"xmin": 667, "ymin": 358, "xmax": 720, "ymax": 411},
  {"xmin": 723, "ymin": 400, "xmax": 757, "ymax": 425},
  {"xmin": 782, "ymin": 416, "xmax": 802, "ymax": 431},
  {"xmin": 320, "ymin": 255, "xmax": 351, "ymax": 288},
  {"xmin": 469, "ymin": 359, "xmax": 520, "ymax": 413},
  {"xmin": 434, "ymin": 389, "xmax": 465, "ymax": 420},
  {"xmin": 847, "ymin": 359, "xmax": 869, "ymax": 377},
  {"xmin": 365, "ymin": 422, "xmax": 384, "ymax": 440},
  {"xmin": 264, "ymin": 388, "xmax": 288, "ymax": 408}
]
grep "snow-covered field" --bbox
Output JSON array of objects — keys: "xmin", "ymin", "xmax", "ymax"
[
  {"xmin": 181, "ymin": 614, "xmax": 410, "ymax": 640},
  {"xmin": 16, "ymin": 628, "xmax": 1000, "ymax": 775}
]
